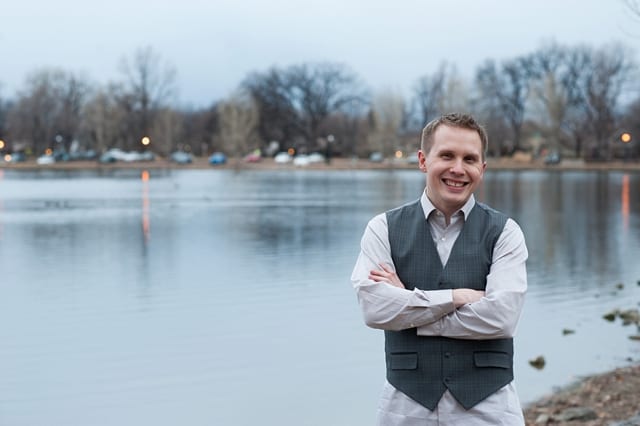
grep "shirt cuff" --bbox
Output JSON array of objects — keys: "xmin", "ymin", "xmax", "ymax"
[{"xmin": 409, "ymin": 289, "xmax": 455, "ymax": 330}]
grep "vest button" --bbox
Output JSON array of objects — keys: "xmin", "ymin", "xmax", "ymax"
[
  {"xmin": 444, "ymin": 377, "xmax": 451, "ymax": 384},
  {"xmin": 444, "ymin": 352, "xmax": 451, "ymax": 358}
]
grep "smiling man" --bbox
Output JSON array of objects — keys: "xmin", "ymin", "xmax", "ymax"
[{"xmin": 351, "ymin": 113, "xmax": 528, "ymax": 425}]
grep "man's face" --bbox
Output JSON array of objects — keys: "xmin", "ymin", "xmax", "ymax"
[{"xmin": 418, "ymin": 125, "xmax": 486, "ymax": 217}]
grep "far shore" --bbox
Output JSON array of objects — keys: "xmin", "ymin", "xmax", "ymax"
[{"xmin": 2, "ymin": 156, "xmax": 640, "ymax": 172}]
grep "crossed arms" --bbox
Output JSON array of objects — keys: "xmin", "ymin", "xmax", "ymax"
[{"xmin": 350, "ymin": 213, "xmax": 528, "ymax": 340}]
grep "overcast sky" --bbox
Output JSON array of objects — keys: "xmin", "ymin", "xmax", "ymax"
[{"xmin": 1, "ymin": 0, "xmax": 638, "ymax": 108}]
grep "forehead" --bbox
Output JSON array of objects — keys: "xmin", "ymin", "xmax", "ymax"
[{"xmin": 430, "ymin": 125, "xmax": 483, "ymax": 155}]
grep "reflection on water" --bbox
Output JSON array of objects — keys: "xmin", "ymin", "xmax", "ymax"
[
  {"xmin": 141, "ymin": 170, "xmax": 150, "ymax": 243},
  {"xmin": 623, "ymin": 173, "xmax": 630, "ymax": 229},
  {"xmin": 0, "ymin": 169, "xmax": 638, "ymax": 425}
]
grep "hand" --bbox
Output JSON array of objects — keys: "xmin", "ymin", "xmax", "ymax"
[
  {"xmin": 452, "ymin": 289, "xmax": 485, "ymax": 308},
  {"xmin": 369, "ymin": 264, "xmax": 405, "ymax": 289}
]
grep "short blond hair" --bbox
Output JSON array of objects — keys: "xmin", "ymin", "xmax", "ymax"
[{"xmin": 421, "ymin": 113, "xmax": 488, "ymax": 160}]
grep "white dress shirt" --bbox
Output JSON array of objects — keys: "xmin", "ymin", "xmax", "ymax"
[{"xmin": 351, "ymin": 192, "xmax": 527, "ymax": 425}]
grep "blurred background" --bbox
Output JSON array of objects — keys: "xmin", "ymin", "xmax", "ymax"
[{"xmin": 1, "ymin": 1, "xmax": 640, "ymax": 425}]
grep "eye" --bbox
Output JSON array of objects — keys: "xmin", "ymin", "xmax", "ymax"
[
  {"xmin": 464, "ymin": 156, "xmax": 478, "ymax": 163},
  {"xmin": 441, "ymin": 153, "xmax": 453, "ymax": 159}
]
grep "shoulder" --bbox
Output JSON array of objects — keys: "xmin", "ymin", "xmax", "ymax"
[
  {"xmin": 386, "ymin": 199, "xmax": 421, "ymax": 220},
  {"xmin": 474, "ymin": 201, "xmax": 509, "ymax": 221}
]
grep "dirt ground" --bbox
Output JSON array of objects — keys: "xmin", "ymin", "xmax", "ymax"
[{"xmin": 523, "ymin": 364, "xmax": 640, "ymax": 425}]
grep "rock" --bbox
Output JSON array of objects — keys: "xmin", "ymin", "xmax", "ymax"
[
  {"xmin": 554, "ymin": 406, "xmax": 598, "ymax": 421},
  {"xmin": 610, "ymin": 412, "xmax": 640, "ymax": 425},
  {"xmin": 629, "ymin": 335, "xmax": 640, "ymax": 341},
  {"xmin": 619, "ymin": 309, "xmax": 640, "ymax": 326},
  {"xmin": 535, "ymin": 413, "xmax": 550, "ymax": 424},
  {"xmin": 529, "ymin": 355, "xmax": 546, "ymax": 369},
  {"xmin": 562, "ymin": 328, "xmax": 576, "ymax": 335},
  {"xmin": 616, "ymin": 283, "xmax": 625, "ymax": 290},
  {"xmin": 604, "ymin": 310, "xmax": 619, "ymax": 322}
]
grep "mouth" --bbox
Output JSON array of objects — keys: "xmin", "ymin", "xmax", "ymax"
[{"xmin": 442, "ymin": 178, "xmax": 468, "ymax": 188}]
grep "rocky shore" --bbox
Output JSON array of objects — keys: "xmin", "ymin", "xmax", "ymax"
[{"xmin": 524, "ymin": 364, "xmax": 640, "ymax": 425}]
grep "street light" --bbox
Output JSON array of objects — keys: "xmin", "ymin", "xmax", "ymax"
[
  {"xmin": 141, "ymin": 136, "xmax": 151, "ymax": 146},
  {"xmin": 325, "ymin": 134, "xmax": 335, "ymax": 164},
  {"xmin": 621, "ymin": 132, "xmax": 632, "ymax": 143}
]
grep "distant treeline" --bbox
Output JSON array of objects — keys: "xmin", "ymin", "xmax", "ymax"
[{"xmin": 0, "ymin": 41, "xmax": 638, "ymax": 161}]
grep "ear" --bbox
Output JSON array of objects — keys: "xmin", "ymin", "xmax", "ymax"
[{"xmin": 418, "ymin": 150, "xmax": 427, "ymax": 173}]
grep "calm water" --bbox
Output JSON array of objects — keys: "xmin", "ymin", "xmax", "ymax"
[{"xmin": 0, "ymin": 168, "xmax": 639, "ymax": 426}]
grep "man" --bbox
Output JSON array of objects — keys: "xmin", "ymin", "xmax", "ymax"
[{"xmin": 351, "ymin": 113, "xmax": 527, "ymax": 425}]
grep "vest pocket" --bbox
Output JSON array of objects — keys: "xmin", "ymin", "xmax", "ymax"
[
  {"xmin": 389, "ymin": 352, "xmax": 418, "ymax": 370},
  {"xmin": 473, "ymin": 351, "xmax": 511, "ymax": 369}
]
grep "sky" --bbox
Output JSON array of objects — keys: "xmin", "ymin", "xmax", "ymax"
[{"xmin": 1, "ymin": 0, "xmax": 639, "ymax": 108}]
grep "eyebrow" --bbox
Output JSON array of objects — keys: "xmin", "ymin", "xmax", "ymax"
[{"xmin": 436, "ymin": 149, "xmax": 480, "ymax": 160}]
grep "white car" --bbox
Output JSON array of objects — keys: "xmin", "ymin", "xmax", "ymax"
[
  {"xmin": 293, "ymin": 155, "xmax": 310, "ymax": 167},
  {"xmin": 274, "ymin": 152, "xmax": 292, "ymax": 164},
  {"xmin": 307, "ymin": 152, "xmax": 325, "ymax": 163},
  {"xmin": 36, "ymin": 154, "xmax": 55, "ymax": 165}
]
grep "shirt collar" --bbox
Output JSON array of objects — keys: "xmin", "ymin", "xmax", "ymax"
[{"xmin": 419, "ymin": 191, "xmax": 476, "ymax": 221}]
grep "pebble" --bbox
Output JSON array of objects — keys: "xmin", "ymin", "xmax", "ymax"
[
  {"xmin": 554, "ymin": 406, "xmax": 597, "ymax": 421},
  {"xmin": 610, "ymin": 412, "xmax": 640, "ymax": 426}
]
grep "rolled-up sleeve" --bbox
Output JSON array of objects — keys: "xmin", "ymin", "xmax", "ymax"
[
  {"xmin": 416, "ymin": 218, "xmax": 528, "ymax": 339},
  {"xmin": 350, "ymin": 213, "xmax": 455, "ymax": 331}
]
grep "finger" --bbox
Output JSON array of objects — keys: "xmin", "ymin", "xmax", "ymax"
[
  {"xmin": 368, "ymin": 274, "xmax": 388, "ymax": 283},
  {"xmin": 378, "ymin": 263, "xmax": 391, "ymax": 273}
]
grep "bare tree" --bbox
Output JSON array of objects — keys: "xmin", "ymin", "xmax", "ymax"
[
  {"xmin": 150, "ymin": 108, "xmax": 183, "ymax": 156},
  {"xmin": 287, "ymin": 63, "xmax": 367, "ymax": 150},
  {"xmin": 179, "ymin": 105, "xmax": 218, "ymax": 157},
  {"xmin": 243, "ymin": 62, "xmax": 367, "ymax": 153},
  {"xmin": 474, "ymin": 57, "xmax": 530, "ymax": 154},
  {"xmin": 118, "ymin": 46, "xmax": 177, "ymax": 150},
  {"xmin": 7, "ymin": 68, "xmax": 90, "ymax": 155},
  {"xmin": 412, "ymin": 62, "xmax": 449, "ymax": 127},
  {"xmin": 215, "ymin": 90, "xmax": 260, "ymax": 165},
  {"xmin": 79, "ymin": 85, "xmax": 129, "ymax": 153},
  {"xmin": 367, "ymin": 90, "xmax": 405, "ymax": 158},
  {"xmin": 583, "ymin": 43, "xmax": 636, "ymax": 159},
  {"xmin": 625, "ymin": 0, "xmax": 640, "ymax": 16}
]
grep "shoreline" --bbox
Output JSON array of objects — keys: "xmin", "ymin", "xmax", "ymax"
[
  {"xmin": 523, "ymin": 363, "xmax": 640, "ymax": 425},
  {"xmin": 2, "ymin": 156, "xmax": 640, "ymax": 172}
]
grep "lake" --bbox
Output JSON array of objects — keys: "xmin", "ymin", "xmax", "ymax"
[{"xmin": 0, "ymin": 168, "xmax": 639, "ymax": 425}]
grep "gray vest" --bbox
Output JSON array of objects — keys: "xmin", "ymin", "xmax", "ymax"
[{"xmin": 385, "ymin": 199, "xmax": 513, "ymax": 410}]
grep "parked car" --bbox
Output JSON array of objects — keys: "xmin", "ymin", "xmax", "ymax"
[
  {"xmin": 369, "ymin": 152, "xmax": 384, "ymax": 163},
  {"xmin": 209, "ymin": 152, "xmax": 227, "ymax": 165},
  {"xmin": 243, "ymin": 152, "xmax": 261, "ymax": 163},
  {"xmin": 98, "ymin": 148, "xmax": 127, "ymax": 164},
  {"xmin": 169, "ymin": 151, "xmax": 193, "ymax": 164},
  {"xmin": 36, "ymin": 154, "xmax": 56, "ymax": 165},
  {"xmin": 307, "ymin": 152, "xmax": 325, "ymax": 163},
  {"xmin": 274, "ymin": 152, "xmax": 292, "ymax": 164},
  {"xmin": 4, "ymin": 152, "xmax": 26, "ymax": 163},
  {"xmin": 406, "ymin": 152, "xmax": 420, "ymax": 164},
  {"xmin": 68, "ymin": 150, "xmax": 98, "ymax": 161},
  {"xmin": 544, "ymin": 151, "xmax": 561, "ymax": 165},
  {"xmin": 293, "ymin": 154, "xmax": 310, "ymax": 167}
]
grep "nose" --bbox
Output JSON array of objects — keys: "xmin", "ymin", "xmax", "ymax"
[{"xmin": 449, "ymin": 159, "xmax": 464, "ymax": 175}]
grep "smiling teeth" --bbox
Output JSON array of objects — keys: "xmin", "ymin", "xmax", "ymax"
[{"xmin": 445, "ymin": 180, "xmax": 465, "ymax": 187}]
